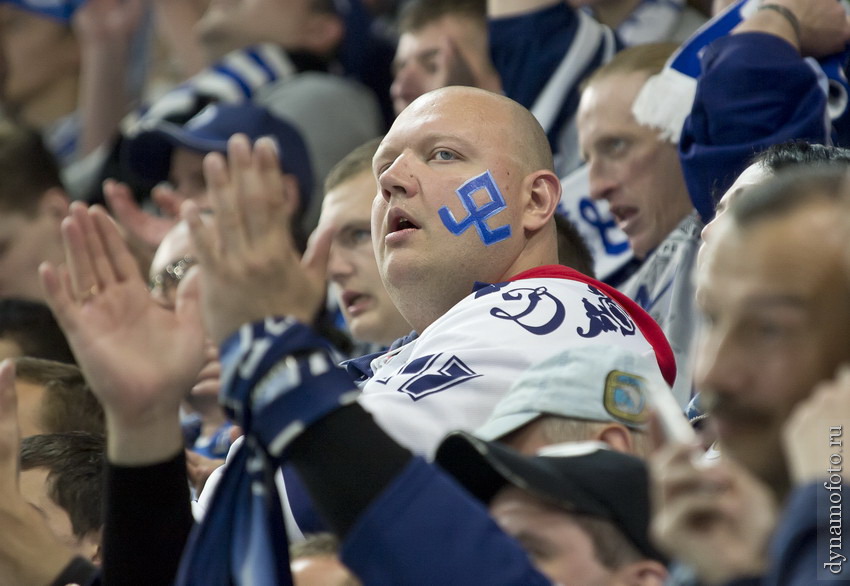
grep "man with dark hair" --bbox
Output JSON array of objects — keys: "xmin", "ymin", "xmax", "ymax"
[
  {"xmin": 0, "ymin": 119, "xmax": 70, "ymax": 301},
  {"xmin": 653, "ymin": 167, "xmax": 850, "ymax": 584},
  {"xmin": 14, "ymin": 357, "xmax": 104, "ymax": 438},
  {"xmin": 701, "ymin": 142, "xmax": 850, "ymax": 241},
  {"xmin": 20, "ymin": 431, "xmax": 105, "ymax": 565},
  {"xmin": 0, "ymin": 298, "xmax": 75, "ymax": 364},
  {"xmin": 390, "ymin": 0, "xmax": 500, "ymax": 115}
]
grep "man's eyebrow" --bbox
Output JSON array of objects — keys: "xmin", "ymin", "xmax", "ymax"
[
  {"xmin": 741, "ymin": 295, "xmax": 809, "ymax": 311},
  {"xmin": 415, "ymin": 47, "xmax": 440, "ymax": 62}
]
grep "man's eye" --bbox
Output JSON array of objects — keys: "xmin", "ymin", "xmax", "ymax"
[
  {"xmin": 602, "ymin": 138, "xmax": 629, "ymax": 158},
  {"xmin": 339, "ymin": 228, "xmax": 372, "ymax": 248},
  {"xmin": 433, "ymin": 150, "xmax": 456, "ymax": 161},
  {"xmin": 351, "ymin": 229, "xmax": 371, "ymax": 245}
]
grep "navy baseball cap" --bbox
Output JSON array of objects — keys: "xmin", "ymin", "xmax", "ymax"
[
  {"xmin": 122, "ymin": 102, "xmax": 314, "ymax": 210},
  {"xmin": 435, "ymin": 432, "xmax": 666, "ymax": 563}
]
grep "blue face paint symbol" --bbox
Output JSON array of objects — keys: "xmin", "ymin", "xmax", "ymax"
[{"xmin": 438, "ymin": 170, "xmax": 512, "ymax": 246}]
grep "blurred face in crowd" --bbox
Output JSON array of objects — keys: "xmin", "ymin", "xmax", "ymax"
[
  {"xmin": 695, "ymin": 199, "xmax": 850, "ymax": 490},
  {"xmin": 150, "ymin": 221, "xmax": 222, "ymax": 405},
  {"xmin": 169, "ymin": 148, "xmax": 209, "ymax": 203},
  {"xmin": 0, "ymin": 6, "xmax": 79, "ymax": 116},
  {"xmin": 372, "ymin": 87, "xmax": 551, "ymax": 330},
  {"xmin": 578, "ymin": 71, "xmax": 692, "ymax": 260},
  {"xmin": 700, "ymin": 162, "xmax": 770, "ymax": 243},
  {"xmin": 321, "ymin": 168, "xmax": 410, "ymax": 346},
  {"xmin": 197, "ymin": 0, "xmax": 342, "ymax": 59},
  {"xmin": 391, "ymin": 15, "xmax": 492, "ymax": 116},
  {"xmin": 20, "ymin": 466, "xmax": 99, "ymax": 561},
  {"xmin": 489, "ymin": 486, "xmax": 659, "ymax": 585},
  {"xmin": 0, "ymin": 192, "xmax": 68, "ymax": 301}
]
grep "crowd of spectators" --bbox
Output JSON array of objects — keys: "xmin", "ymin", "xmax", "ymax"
[{"xmin": 0, "ymin": 0, "xmax": 848, "ymax": 584}]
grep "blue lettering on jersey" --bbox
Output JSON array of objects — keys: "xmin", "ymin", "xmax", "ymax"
[
  {"xmin": 577, "ymin": 285, "xmax": 636, "ymax": 338},
  {"xmin": 633, "ymin": 277, "xmax": 674, "ymax": 313},
  {"xmin": 438, "ymin": 170, "xmax": 512, "ymax": 246},
  {"xmin": 376, "ymin": 353, "xmax": 481, "ymax": 401},
  {"xmin": 579, "ymin": 197, "xmax": 629, "ymax": 255},
  {"xmin": 490, "ymin": 286, "xmax": 566, "ymax": 335}
]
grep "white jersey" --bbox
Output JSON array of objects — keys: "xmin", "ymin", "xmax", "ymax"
[
  {"xmin": 198, "ymin": 266, "xmax": 675, "ymax": 531},
  {"xmin": 358, "ymin": 269, "xmax": 669, "ymax": 456}
]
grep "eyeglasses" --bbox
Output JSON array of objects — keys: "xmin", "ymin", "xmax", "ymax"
[{"xmin": 149, "ymin": 255, "xmax": 198, "ymax": 299}]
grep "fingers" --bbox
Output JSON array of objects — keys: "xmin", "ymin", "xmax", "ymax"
[
  {"xmin": 651, "ymin": 442, "xmax": 703, "ymax": 503},
  {"xmin": 90, "ymin": 205, "xmax": 142, "ymax": 283},
  {"xmin": 151, "ymin": 183, "xmax": 185, "ymax": 218},
  {"xmin": 174, "ymin": 265, "xmax": 205, "ymax": 334},
  {"xmin": 203, "ymin": 135, "xmax": 291, "ymax": 254},
  {"xmin": 0, "ymin": 359, "xmax": 19, "ymax": 494},
  {"xmin": 191, "ymin": 343, "xmax": 221, "ymax": 398},
  {"xmin": 62, "ymin": 204, "xmax": 108, "ymax": 300},
  {"xmin": 204, "ymin": 140, "xmax": 246, "ymax": 254},
  {"xmin": 39, "ymin": 262, "xmax": 74, "ymax": 329},
  {"xmin": 104, "ymin": 179, "xmax": 143, "ymax": 228},
  {"xmin": 250, "ymin": 137, "xmax": 290, "ymax": 238},
  {"xmin": 302, "ymin": 222, "xmax": 335, "ymax": 283},
  {"xmin": 182, "ymin": 199, "xmax": 216, "ymax": 274}
]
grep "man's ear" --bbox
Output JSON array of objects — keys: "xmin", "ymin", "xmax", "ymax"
[
  {"xmin": 81, "ymin": 528, "xmax": 102, "ymax": 566},
  {"xmin": 612, "ymin": 559, "xmax": 667, "ymax": 586},
  {"xmin": 302, "ymin": 13, "xmax": 345, "ymax": 56},
  {"xmin": 594, "ymin": 423, "xmax": 635, "ymax": 454},
  {"xmin": 37, "ymin": 188, "xmax": 70, "ymax": 220},
  {"xmin": 522, "ymin": 170, "xmax": 561, "ymax": 232}
]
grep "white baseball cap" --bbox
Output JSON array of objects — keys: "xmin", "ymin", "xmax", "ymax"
[{"xmin": 475, "ymin": 346, "xmax": 671, "ymax": 441}]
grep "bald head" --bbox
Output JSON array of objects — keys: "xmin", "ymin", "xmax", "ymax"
[
  {"xmin": 372, "ymin": 85, "xmax": 562, "ymax": 332},
  {"xmin": 395, "ymin": 87, "xmax": 554, "ymax": 176}
]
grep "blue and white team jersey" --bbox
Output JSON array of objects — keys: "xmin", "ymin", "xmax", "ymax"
[
  {"xmin": 358, "ymin": 265, "xmax": 677, "ymax": 456},
  {"xmin": 197, "ymin": 265, "xmax": 676, "ymax": 535}
]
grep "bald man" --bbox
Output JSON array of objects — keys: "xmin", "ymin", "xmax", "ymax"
[{"xmin": 37, "ymin": 86, "xmax": 678, "ymax": 583}]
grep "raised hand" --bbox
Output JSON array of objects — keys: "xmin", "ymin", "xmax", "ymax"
[
  {"xmin": 735, "ymin": 0, "xmax": 850, "ymax": 58},
  {"xmin": 72, "ymin": 0, "xmax": 146, "ymax": 45},
  {"xmin": 40, "ymin": 203, "xmax": 206, "ymax": 464},
  {"xmin": 103, "ymin": 179, "xmax": 179, "ymax": 273},
  {"xmin": 650, "ymin": 444, "xmax": 778, "ymax": 584},
  {"xmin": 0, "ymin": 360, "xmax": 75, "ymax": 585},
  {"xmin": 785, "ymin": 0, "xmax": 850, "ymax": 58},
  {"xmin": 783, "ymin": 365, "xmax": 850, "ymax": 486},
  {"xmin": 435, "ymin": 36, "xmax": 479, "ymax": 90},
  {"xmin": 183, "ymin": 135, "xmax": 332, "ymax": 345}
]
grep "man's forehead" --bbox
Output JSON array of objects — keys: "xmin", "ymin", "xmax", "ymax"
[
  {"xmin": 698, "ymin": 208, "xmax": 847, "ymax": 300},
  {"xmin": 381, "ymin": 92, "xmax": 500, "ymax": 146},
  {"xmin": 322, "ymin": 173, "xmax": 376, "ymax": 216}
]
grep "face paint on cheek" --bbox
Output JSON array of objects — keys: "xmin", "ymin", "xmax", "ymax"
[{"xmin": 438, "ymin": 169, "xmax": 512, "ymax": 246}]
